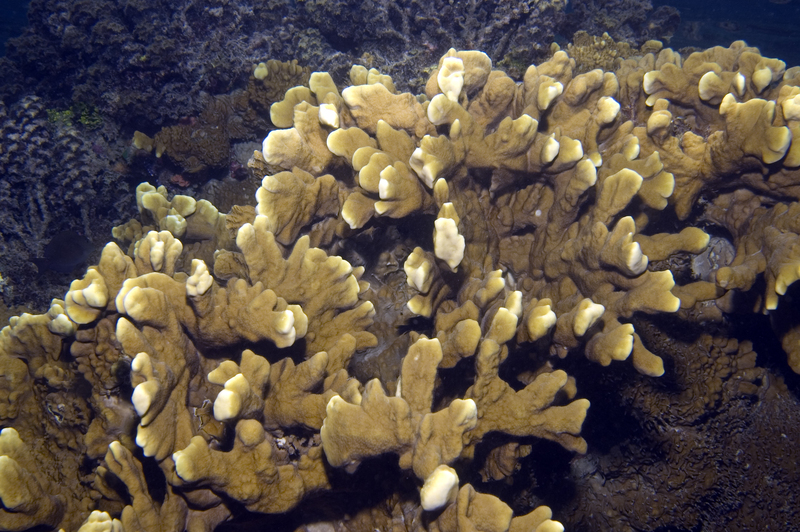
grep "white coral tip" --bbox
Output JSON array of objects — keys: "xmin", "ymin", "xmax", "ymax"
[{"xmin": 420, "ymin": 465, "xmax": 459, "ymax": 511}]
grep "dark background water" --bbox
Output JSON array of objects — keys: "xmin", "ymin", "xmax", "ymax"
[
  {"xmin": 653, "ymin": 0, "xmax": 800, "ymax": 67},
  {"xmin": 0, "ymin": 0, "xmax": 29, "ymax": 56}
]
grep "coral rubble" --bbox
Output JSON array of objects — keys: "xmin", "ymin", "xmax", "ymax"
[{"xmin": 2, "ymin": 40, "xmax": 800, "ymax": 532}]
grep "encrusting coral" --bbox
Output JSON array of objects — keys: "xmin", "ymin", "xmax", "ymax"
[
  {"xmin": 132, "ymin": 60, "xmax": 312, "ymax": 180},
  {"xmin": 3, "ymin": 40, "xmax": 800, "ymax": 532}
]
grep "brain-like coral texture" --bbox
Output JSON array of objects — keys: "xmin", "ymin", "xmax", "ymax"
[{"xmin": 2, "ymin": 41, "xmax": 800, "ymax": 532}]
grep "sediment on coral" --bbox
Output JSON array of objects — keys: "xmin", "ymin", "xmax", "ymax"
[{"xmin": 3, "ymin": 39, "xmax": 800, "ymax": 532}]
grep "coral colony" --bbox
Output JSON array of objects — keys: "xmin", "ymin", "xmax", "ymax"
[{"xmin": 2, "ymin": 42, "xmax": 800, "ymax": 531}]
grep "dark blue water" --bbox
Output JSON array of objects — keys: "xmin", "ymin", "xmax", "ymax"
[
  {"xmin": 0, "ymin": 0, "xmax": 29, "ymax": 57},
  {"xmin": 653, "ymin": 0, "xmax": 800, "ymax": 67}
]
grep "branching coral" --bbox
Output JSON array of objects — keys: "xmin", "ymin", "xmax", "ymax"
[{"xmin": 3, "ymin": 40, "xmax": 800, "ymax": 532}]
